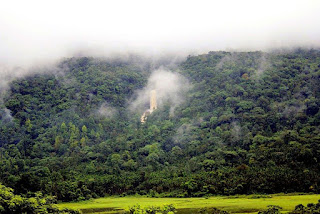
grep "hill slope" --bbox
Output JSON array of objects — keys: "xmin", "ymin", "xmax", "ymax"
[{"xmin": 0, "ymin": 49, "xmax": 320, "ymax": 201}]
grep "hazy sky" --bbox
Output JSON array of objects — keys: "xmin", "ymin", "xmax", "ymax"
[{"xmin": 0, "ymin": 0, "xmax": 320, "ymax": 66}]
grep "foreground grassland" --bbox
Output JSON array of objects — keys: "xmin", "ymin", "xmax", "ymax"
[{"xmin": 58, "ymin": 193, "xmax": 320, "ymax": 213}]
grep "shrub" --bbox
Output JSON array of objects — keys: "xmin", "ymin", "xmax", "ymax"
[{"xmin": 127, "ymin": 204, "xmax": 176, "ymax": 214}]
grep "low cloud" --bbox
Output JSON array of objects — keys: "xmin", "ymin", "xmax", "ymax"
[
  {"xmin": 129, "ymin": 69, "xmax": 191, "ymax": 115},
  {"xmin": 231, "ymin": 121, "xmax": 241, "ymax": 142},
  {"xmin": 1, "ymin": 1, "xmax": 319, "ymax": 69},
  {"xmin": 282, "ymin": 104, "xmax": 306, "ymax": 118},
  {"xmin": 97, "ymin": 103, "xmax": 118, "ymax": 118},
  {"xmin": 0, "ymin": 108, "xmax": 13, "ymax": 123},
  {"xmin": 0, "ymin": 65, "xmax": 27, "ymax": 93},
  {"xmin": 0, "ymin": 65, "xmax": 28, "ymax": 120},
  {"xmin": 215, "ymin": 53, "xmax": 240, "ymax": 71},
  {"xmin": 173, "ymin": 117, "xmax": 203, "ymax": 146},
  {"xmin": 255, "ymin": 53, "xmax": 271, "ymax": 77}
]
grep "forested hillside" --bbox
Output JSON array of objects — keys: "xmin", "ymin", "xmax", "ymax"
[{"xmin": 0, "ymin": 49, "xmax": 320, "ymax": 202}]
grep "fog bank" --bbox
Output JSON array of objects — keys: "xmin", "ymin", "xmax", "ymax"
[{"xmin": 0, "ymin": 0, "xmax": 319, "ymax": 68}]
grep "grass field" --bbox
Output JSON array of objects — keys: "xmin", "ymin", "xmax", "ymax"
[{"xmin": 58, "ymin": 193, "xmax": 320, "ymax": 213}]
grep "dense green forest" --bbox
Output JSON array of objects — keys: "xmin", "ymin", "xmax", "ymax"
[
  {"xmin": 0, "ymin": 183, "xmax": 79, "ymax": 213},
  {"xmin": 0, "ymin": 49, "xmax": 320, "ymax": 202}
]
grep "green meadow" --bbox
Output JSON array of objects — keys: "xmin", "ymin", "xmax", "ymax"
[{"xmin": 58, "ymin": 193, "xmax": 320, "ymax": 213}]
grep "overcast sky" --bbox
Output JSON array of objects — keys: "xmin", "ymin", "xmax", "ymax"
[{"xmin": 0, "ymin": 0, "xmax": 320, "ymax": 66}]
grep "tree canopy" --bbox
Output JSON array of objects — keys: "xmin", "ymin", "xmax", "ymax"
[{"xmin": 0, "ymin": 50, "xmax": 320, "ymax": 201}]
